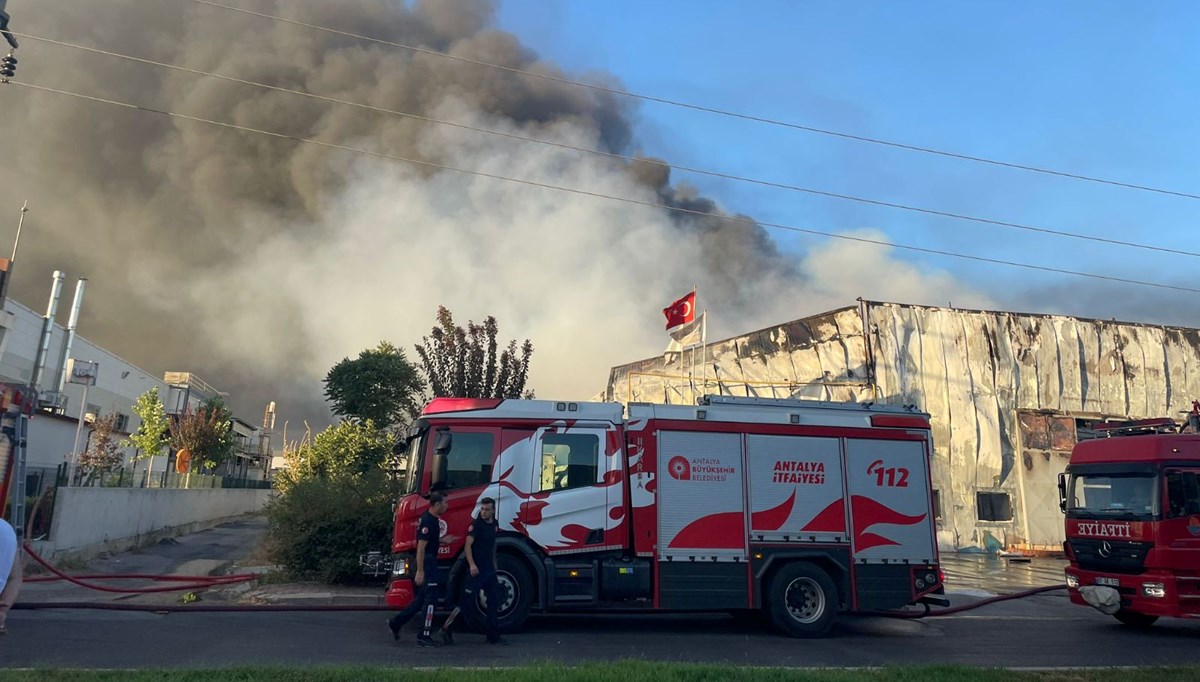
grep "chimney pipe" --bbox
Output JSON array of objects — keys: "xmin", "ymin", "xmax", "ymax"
[
  {"xmin": 29, "ymin": 270, "xmax": 64, "ymax": 395},
  {"xmin": 54, "ymin": 277, "xmax": 87, "ymax": 397}
]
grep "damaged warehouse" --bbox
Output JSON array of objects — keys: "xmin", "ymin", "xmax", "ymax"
[{"xmin": 604, "ymin": 300, "xmax": 1200, "ymax": 554}]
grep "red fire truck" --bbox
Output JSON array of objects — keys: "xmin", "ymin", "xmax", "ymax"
[
  {"xmin": 378, "ymin": 395, "xmax": 945, "ymax": 637},
  {"xmin": 1059, "ymin": 405, "xmax": 1200, "ymax": 627}
]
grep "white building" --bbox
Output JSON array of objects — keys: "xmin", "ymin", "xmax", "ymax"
[
  {"xmin": 0, "ymin": 298, "xmax": 273, "ymax": 496},
  {"xmin": 0, "ymin": 298, "xmax": 169, "ymax": 494}
]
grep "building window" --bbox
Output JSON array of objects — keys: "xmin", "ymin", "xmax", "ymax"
[
  {"xmin": 976, "ymin": 491, "xmax": 1013, "ymax": 522},
  {"xmin": 114, "ymin": 413, "xmax": 130, "ymax": 432},
  {"xmin": 540, "ymin": 433, "xmax": 600, "ymax": 492},
  {"xmin": 931, "ymin": 489, "xmax": 942, "ymax": 520}
]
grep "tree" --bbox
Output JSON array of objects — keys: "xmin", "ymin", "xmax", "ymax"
[
  {"xmin": 78, "ymin": 412, "xmax": 122, "ymax": 485},
  {"xmin": 415, "ymin": 306, "xmax": 534, "ymax": 399},
  {"xmin": 169, "ymin": 398, "xmax": 234, "ymax": 472},
  {"xmin": 323, "ymin": 341, "xmax": 425, "ymax": 429},
  {"xmin": 276, "ymin": 420, "xmax": 393, "ymax": 491},
  {"xmin": 124, "ymin": 388, "xmax": 170, "ymax": 485}
]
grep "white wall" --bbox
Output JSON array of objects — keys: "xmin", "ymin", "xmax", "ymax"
[{"xmin": 41, "ymin": 487, "xmax": 273, "ymax": 560}]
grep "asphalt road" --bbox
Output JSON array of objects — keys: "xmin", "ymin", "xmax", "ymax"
[{"xmin": 4, "ymin": 591, "xmax": 1200, "ymax": 669}]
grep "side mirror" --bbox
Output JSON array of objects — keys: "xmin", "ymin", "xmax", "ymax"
[
  {"xmin": 392, "ymin": 437, "xmax": 408, "ymax": 456},
  {"xmin": 427, "ymin": 428, "xmax": 451, "ymax": 491},
  {"xmin": 1057, "ymin": 473, "xmax": 1067, "ymax": 514}
]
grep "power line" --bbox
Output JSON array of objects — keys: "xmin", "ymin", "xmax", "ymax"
[
  {"xmin": 14, "ymin": 30, "xmax": 1200, "ymax": 260},
  {"xmin": 7, "ymin": 79, "xmax": 1199, "ymax": 296},
  {"xmin": 181, "ymin": 0, "xmax": 1200, "ymax": 202}
]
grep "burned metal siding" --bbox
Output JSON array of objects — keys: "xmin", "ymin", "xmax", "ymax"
[
  {"xmin": 866, "ymin": 302, "xmax": 1200, "ymax": 553},
  {"xmin": 607, "ymin": 306, "xmax": 871, "ymax": 405},
  {"xmin": 605, "ymin": 300, "xmax": 1200, "ymax": 553}
]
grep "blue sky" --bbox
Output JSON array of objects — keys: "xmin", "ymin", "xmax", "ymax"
[{"xmin": 495, "ymin": 1, "xmax": 1199, "ymax": 310}]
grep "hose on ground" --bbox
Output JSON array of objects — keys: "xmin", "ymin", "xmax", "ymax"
[
  {"xmin": 17, "ymin": 537, "xmax": 1067, "ymax": 617},
  {"xmin": 21, "ymin": 541, "xmax": 259, "ymax": 594},
  {"xmin": 14, "ymin": 602, "xmax": 389, "ymax": 612},
  {"xmin": 866, "ymin": 584, "xmax": 1067, "ymax": 619}
]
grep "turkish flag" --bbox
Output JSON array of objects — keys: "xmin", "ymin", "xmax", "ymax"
[{"xmin": 663, "ymin": 291, "xmax": 696, "ymax": 330}]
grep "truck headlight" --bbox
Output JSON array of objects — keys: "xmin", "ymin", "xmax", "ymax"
[
  {"xmin": 392, "ymin": 558, "xmax": 410, "ymax": 577},
  {"xmin": 1141, "ymin": 582, "xmax": 1166, "ymax": 599},
  {"xmin": 1066, "ymin": 574, "xmax": 1079, "ymax": 588}
]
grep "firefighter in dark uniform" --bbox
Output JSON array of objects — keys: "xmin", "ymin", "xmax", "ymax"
[
  {"xmin": 438, "ymin": 497, "xmax": 506, "ymax": 645},
  {"xmin": 387, "ymin": 491, "xmax": 454, "ymax": 647}
]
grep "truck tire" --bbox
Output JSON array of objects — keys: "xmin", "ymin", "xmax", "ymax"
[
  {"xmin": 1114, "ymin": 609, "xmax": 1158, "ymax": 628},
  {"xmin": 463, "ymin": 553, "xmax": 534, "ymax": 634},
  {"xmin": 766, "ymin": 562, "xmax": 838, "ymax": 638}
]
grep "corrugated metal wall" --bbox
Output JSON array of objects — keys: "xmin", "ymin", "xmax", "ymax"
[{"xmin": 606, "ymin": 301, "xmax": 1200, "ymax": 553}]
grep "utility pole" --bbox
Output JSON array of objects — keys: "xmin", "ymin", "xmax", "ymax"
[
  {"xmin": 66, "ymin": 359, "xmax": 99, "ymax": 486},
  {"xmin": 4, "ymin": 201, "xmax": 30, "ymax": 538}
]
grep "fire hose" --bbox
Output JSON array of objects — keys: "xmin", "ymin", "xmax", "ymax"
[
  {"xmin": 863, "ymin": 584, "xmax": 1067, "ymax": 619},
  {"xmin": 21, "ymin": 541, "xmax": 260, "ymax": 593},
  {"xmin": 15, "ymin": 539, "xmax": 1066, "ymax": 616},
  {"xmin": 15, "ymin": 541, "xmax": 390, "ymax": 611}
]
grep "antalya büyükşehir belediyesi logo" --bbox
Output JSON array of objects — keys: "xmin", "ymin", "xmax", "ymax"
[{"xmin": 667, "ymin": 456, "xmax": 691, "ymax": 480}]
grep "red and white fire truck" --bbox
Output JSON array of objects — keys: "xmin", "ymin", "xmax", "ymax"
[
  {"xmin": 376, "ymin": 394, "xmax": 945, "ymax": 637},
  {"xmin": 1060, "ymin": 405, "xmax": 1200, "ymax": 627}
]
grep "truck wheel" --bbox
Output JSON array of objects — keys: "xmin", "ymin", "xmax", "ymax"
[
  {"xmin": 463, "ymin": 553, "xmax": 534, "ymax": 634},
  {"xmin": 1114, "ymin": 609, "xmax": 1158, "ymax": 628},
  {"xmin": 766, "ymin": 562, "xmax": 838, "ymax": 638}
]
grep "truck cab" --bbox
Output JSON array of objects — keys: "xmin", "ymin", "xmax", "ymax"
[
  {"xmin": 385, "ymin": 397, "xmax": 633, "ymax": 633},
  {"xmin": 1059, "ymin": 410, "xmax": 1200, "ymax": 627}
]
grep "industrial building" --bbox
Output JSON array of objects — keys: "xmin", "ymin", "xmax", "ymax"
[
  {"xmin": 605, "ymin": 300, "xmax": 1200, "ymax": 553},
  {"xmin": 0, "ymin": 273, "xmax": 273, "ymax": 505}
]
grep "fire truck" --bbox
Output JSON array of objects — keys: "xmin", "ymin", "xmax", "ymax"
[
  {"xmin": 377, "ymin": 394, "xmax": 946, "ymax": 637},
  {"xmin": 1059, "ymin": 404, "xmax": 1200, "ymax": 627}
]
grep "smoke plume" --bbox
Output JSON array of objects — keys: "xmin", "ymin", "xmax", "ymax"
[{"xmin": 0, "ymin": 0, "xmax": 987, "ymax": 428}]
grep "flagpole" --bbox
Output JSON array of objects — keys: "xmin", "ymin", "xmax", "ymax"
[
  {"xmin": 701, "ymin": 308, "xmax": 708, "ymax": 399},
  {"xmin": 679, "ymin": 344, "xmax": 685, "ymax": 405},
  {"xmin": 690, "ymin": 286, "xmax": 697, "ymax": 404}
]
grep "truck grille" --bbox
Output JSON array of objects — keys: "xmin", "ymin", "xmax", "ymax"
[{"xmin": 1069, "ymin": 539, "xmax": 1151, "ymax": 574}]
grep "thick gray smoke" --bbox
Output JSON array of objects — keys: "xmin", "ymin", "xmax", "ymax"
[{"xmin": 0, "ymin": 0, "xmax": 986, "ymax": 428}]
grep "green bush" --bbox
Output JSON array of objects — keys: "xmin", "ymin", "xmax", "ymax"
[{"xmin": 264, "ymin": 471, "xmax": 395, "ymax": 584}]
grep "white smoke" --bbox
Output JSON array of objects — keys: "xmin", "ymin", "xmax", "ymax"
[{"xmin": 186, "ymin": 100, "xmax": 989, "ymax": 409}]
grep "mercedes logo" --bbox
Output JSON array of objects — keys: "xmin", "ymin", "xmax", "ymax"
[{"xmin": 1098, "ymin": 541, "xmax": 1112, "ymax": 558}]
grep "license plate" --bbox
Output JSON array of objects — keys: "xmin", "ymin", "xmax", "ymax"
[{"xmin": 1096, "ymin": 577, "xmax": 1120, "ymax": 587}]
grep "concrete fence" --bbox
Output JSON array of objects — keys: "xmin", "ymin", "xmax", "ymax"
[{"xmin": 34, "ymin": 486, "xmax": 274, "ymax": 561}]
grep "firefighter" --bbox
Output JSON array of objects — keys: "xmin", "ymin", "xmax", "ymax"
[
  {"xmin": 0, "ymin": 518, "xmax": 20, "ymax": 636},
  {"xmin": 438, "ymin": 497, "xmax": 506, "ymax": 645},
  {"xmin": 387, "ymin": 491, "xmax": 455, "ymax": 647}
]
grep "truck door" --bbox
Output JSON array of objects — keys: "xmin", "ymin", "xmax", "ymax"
[
  {"xmin": 527, "ymin": 425, "xmax": 613, "ymax": 553},
  {"xmin": 1164, "ymin": 468, "xmax": 1200, "ymax": 547},
  {"xmin": 1164, "ymin": 468, "xmax": 1200, "ymax": 611},
  {"xmin": 428, "ymin": 425, "xmax": 498, "ymax": 562}
]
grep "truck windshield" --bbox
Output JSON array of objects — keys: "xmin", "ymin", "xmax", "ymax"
[
  {"xmin": 402, "ymin": 431, "xmax": 425, "ymax": 495},
  {"xmin": 1068, "ymin": 472, "xmax": 1158, "ymax": 520}
]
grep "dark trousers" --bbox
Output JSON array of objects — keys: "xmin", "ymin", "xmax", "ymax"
[
  {"xmin": 457, "ymin": 570, "xmax": 500, "ymax": 640},
  {"xmin": 389, "ymin": 580, "xmax": 441, "ymax": 639}
]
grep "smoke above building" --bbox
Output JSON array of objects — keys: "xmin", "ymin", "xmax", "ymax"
[{"xmin": 0, "ymin": 0, "xmax": 996, "ymax": 426}]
